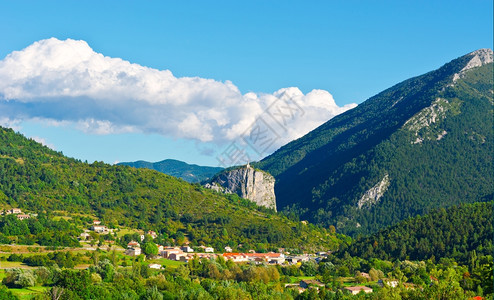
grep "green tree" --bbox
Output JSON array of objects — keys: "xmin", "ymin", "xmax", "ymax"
[{"xmin": 142, "ymin": 242, "xmax": 158, "ymax": 257}]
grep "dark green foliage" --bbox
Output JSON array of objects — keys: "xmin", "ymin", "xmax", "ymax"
[
  {"xmin": 0, "ymin": 126, "xmax": 342, "ymax": 252},
  {"xmin": 342, "ymin": 202, "xmax": 493, "ymax": 265},
  {"xmin": 0, "ymin": 213, "xmax": 80, "ymax": 247},
  {"xmin": 118, "ymin": 159, "xmax": 223, "ymax": 183},
  {"xmin": 21, "ymin": 251, "xmax": 81, "ymax": 268},
  {"xmin": 257, "ymin": 52, "xmax": 493, "ymax": 235}
]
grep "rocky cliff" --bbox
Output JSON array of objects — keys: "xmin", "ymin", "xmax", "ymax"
[{"xmin": 205, "ymin": 164, "xmax": 277, "ymax": 211}]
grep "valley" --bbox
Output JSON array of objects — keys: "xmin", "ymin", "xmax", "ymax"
[{"xmin": 0, "ymin": 49, "xmax": 492, "ymax": 299}]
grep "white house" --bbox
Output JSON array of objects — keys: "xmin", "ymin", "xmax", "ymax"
[
  {"xmin": 200, "ymin": 245, "xmax": 214, "ymax": 253},
  {"xmin": 224, "ymin": 246, "xmax": 233, "ymax": 253},
  {"xmin": 148, "ymin": 264, "xmax": 162, "ymax": 269},
  {"xmin": 181, "ymin": 246, "xmax": 194, "ymax": 253},
  {"xmin": 7, "ymin": 208, "xmax": 22, "ymax": 214},
  {"xmin": 378, "ymin": 279, "xmax": 398, "ymax": 288},
  {"xmin": 91, "ymin": 225, "xmax": 108, "ymax": 233}
]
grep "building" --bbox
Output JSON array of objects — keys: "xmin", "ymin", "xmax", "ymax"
[
  {"xmin": 378, "ymin": 279, "xmax": 398, "ymax": 288},
  {"xmin": 91, "ymin": 225, "xmax": 108, "ymax": 233},
  {"xmin": 7, "ymin": 208, "xmax": 22, "ymax": 214},
  {"xmin": 148, "ymin": 263, "xmax": 162, "ymax": 269},
  {"xmin": 222, "ymin": 252, "xmax": 285, "ymax": 264},
  {"xmin": 125, "ymin": 247, "xmax": 142, "ymax": 256},
  {"xmin": 199, "ymin": 246, "xmax": 214, "ymax": 253},
  {"xmin": 359, "ymin": 272, "xmax": 371, "ymax": 281},
  {"xmin": 224, "ymin": 246, "xmax": 233, "ymax": 253},
  {"xmin": 161, "ymin": 247, "xmax": 183, "ymax": 258},
  {"xmin": 127, "ymin": 241, "xmax": 141, "ymax": 248},
  {"xmin": 287, "ymin": 255, "xmax": 310, "ymax": 264},
  {"xmin": 299, "ymin": 280, "xmax": 325, "ymax": 289},
  {"xmin": 344, "ymin": 286, "xmax": 373, "ymax": 295},
  {"xmin": 223, "ymin": 253, "xmax": 249, "ymax": 263},
  {"xmin": 169, "ymin": 252, "xmax": 188, "ymax": 261},
  {"xmin": 261, "ymin": 253, "xmax": 285, "ymax": 264},
  {"xmin": 181, "ymin": 246, "xmax": 194, "ymax": 253},
  {"xmin": 93, "ymin": 220, "xmax": 101, "ymax": 225},
  {"xmin": 147, "ymin": 231, "xmax": 158, "ymax": 239},
  {"xmin": 16, "ymin": 214, "xmax": 30, "ymax": 220},
  {"xmin": 79, "ymin": 232, "xmax": 91, "ymax": 240}
]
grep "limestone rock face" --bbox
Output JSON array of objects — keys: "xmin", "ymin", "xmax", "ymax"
[
  {"xmin": 205, "ymin": 164, "xmax": 276, "ymax": 211},
  {"xmin": 357, "ymin": 174, "xmax": 390, "ymax": 209}
]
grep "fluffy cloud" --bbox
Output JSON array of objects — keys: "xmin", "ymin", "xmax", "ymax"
[
  {"xmin": 0, "ymin": 38, "xmax": 356, "ymax": 155},
  {"xmin": 30, "ymin": 136, "xmax": 55, "ymax": 150}
]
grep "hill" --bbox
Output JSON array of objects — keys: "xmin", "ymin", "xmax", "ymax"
[
  {"xmin": 0, "ymin": 126, "xmax": 344, "ymax": 252},
  {"xmin": 340, "ymin": 201, "xmax": 493, "ymax": 265},
  {"xmin": 257, "ymin": 49, "xmax": 493, "ymax": 235},
  {"xmin": 118, "ymin": 159, "xmax": 223, "ymax": 183}
]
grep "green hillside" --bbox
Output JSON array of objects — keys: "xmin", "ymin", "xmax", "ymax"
[
  {"xmin": 340, "ymin": 201, "xmax": 493, "ymax": 264},
  {"xmin": 257, "ymin": 49, "xmax": 493, "ymax": 235},
  {"xmin": 118, "ymin": 159, "xmax": 223, "ymax": 183},
  {"xmin": 0, "ymin": 127, "xmax": 344, "ymax": 252}
]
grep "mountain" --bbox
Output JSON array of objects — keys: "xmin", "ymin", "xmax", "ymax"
[
  {"xmin": 0, "ymin": 126, "xmax": 344, "ymax": 252},
  {"xmin": 118, "ymin": 159, "xmax": 223, "ymax": 183},
  {"xmin": 341, "ymin": 201, "xmax": 493, "ymax": 265},
  {"xmin": 256, "ymin": 49, "xmax": 493, "ymax": 235},
  {"xmin": 204, "ymin": 164, "xmax": 277, "ymax": 211}
]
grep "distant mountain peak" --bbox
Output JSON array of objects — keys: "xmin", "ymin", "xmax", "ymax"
[{"xmin": 118, "ymin": 159, "xmax": 223, "ymax": 183}]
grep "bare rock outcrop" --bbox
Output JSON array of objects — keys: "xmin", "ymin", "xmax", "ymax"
[{"xmin": 204, "ymin": 164, "xmax": 276, "ymax": 211}]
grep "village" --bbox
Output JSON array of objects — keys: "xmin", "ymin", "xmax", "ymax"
[
  {"xmin": 0, "ymin": 210, "xmax": 404, "ymax": 295},
  {"xmin": 82, "ymin": 219, "xmax": 386, "ymax": 295},
  {"xmin": 86, "ymin": 219, "xmax": 329, "ymax": 265}
]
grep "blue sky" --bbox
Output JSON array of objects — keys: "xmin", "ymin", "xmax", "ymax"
[{"xmin": 0, "ymin": 0, "xmax": 492, "ymax": 166}]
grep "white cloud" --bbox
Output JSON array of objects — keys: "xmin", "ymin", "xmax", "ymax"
[
  {"xmin": 30, "ymin": 136, "xmax": 55, "ymax": 150},
  {"xmin": 0, "ymin": 117, "xmax": 21, "ymax": 131},
  {"xmin": 0, "ymin": 38, "xmax": 357, "ymax": 156}
]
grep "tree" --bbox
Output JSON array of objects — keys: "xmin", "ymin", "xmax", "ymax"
[
  {"xmin": 300, "ymin": 261, "xmax": 318, "ymax": 276},
  {"xmin": 142, "ymin": 242, "xmax": 158, "ymax": 257},
  {"xmin": 2, "ymin": 268, "xmax": 37, "ymax": 288}
]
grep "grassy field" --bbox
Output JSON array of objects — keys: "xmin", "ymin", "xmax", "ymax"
[
  {"xmin": 0, "ymin": 261, "xmax": 34, "ymax": 269},
  {"xmin": 288, "ymin": 276, "xmax": 316, "ymax": 283},
  {"xmin": 9, "ymin": 286, "xmax": 49, "ymax": 299},
  {"xmin": 116, "ymin": 228, "xmax": 140, "ymax": 238},
  {"xmin": 149, "ymin": 258, "xmax": 186, "ymax": 269}
]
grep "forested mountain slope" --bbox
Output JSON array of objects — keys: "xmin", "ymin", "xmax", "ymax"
[
  {"xmin": 0, "ymin": 127, "xmax": 343, "ymax": 252},
  {"xmin": 257, "ymin": 49, "xmax": 493, "ymax": 235},
  {"xmin": 341, "ymin": 201, "xmax": 493, "ymax": 264},
  {"xmin": 118, "ymin": 159, "xmax": 223, "ymax": 183}
]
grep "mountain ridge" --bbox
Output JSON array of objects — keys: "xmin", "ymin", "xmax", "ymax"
[
  {"xmin": 257, "ymin": 49, "xmax": 493, "ymax": 235},
  {"xmin": 0, "ymin": 126, "xmax": 343, "ymax": 252},
  {"xmin": 118, "ymin": 159, "xmax": 223, "ymax": 183}
]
